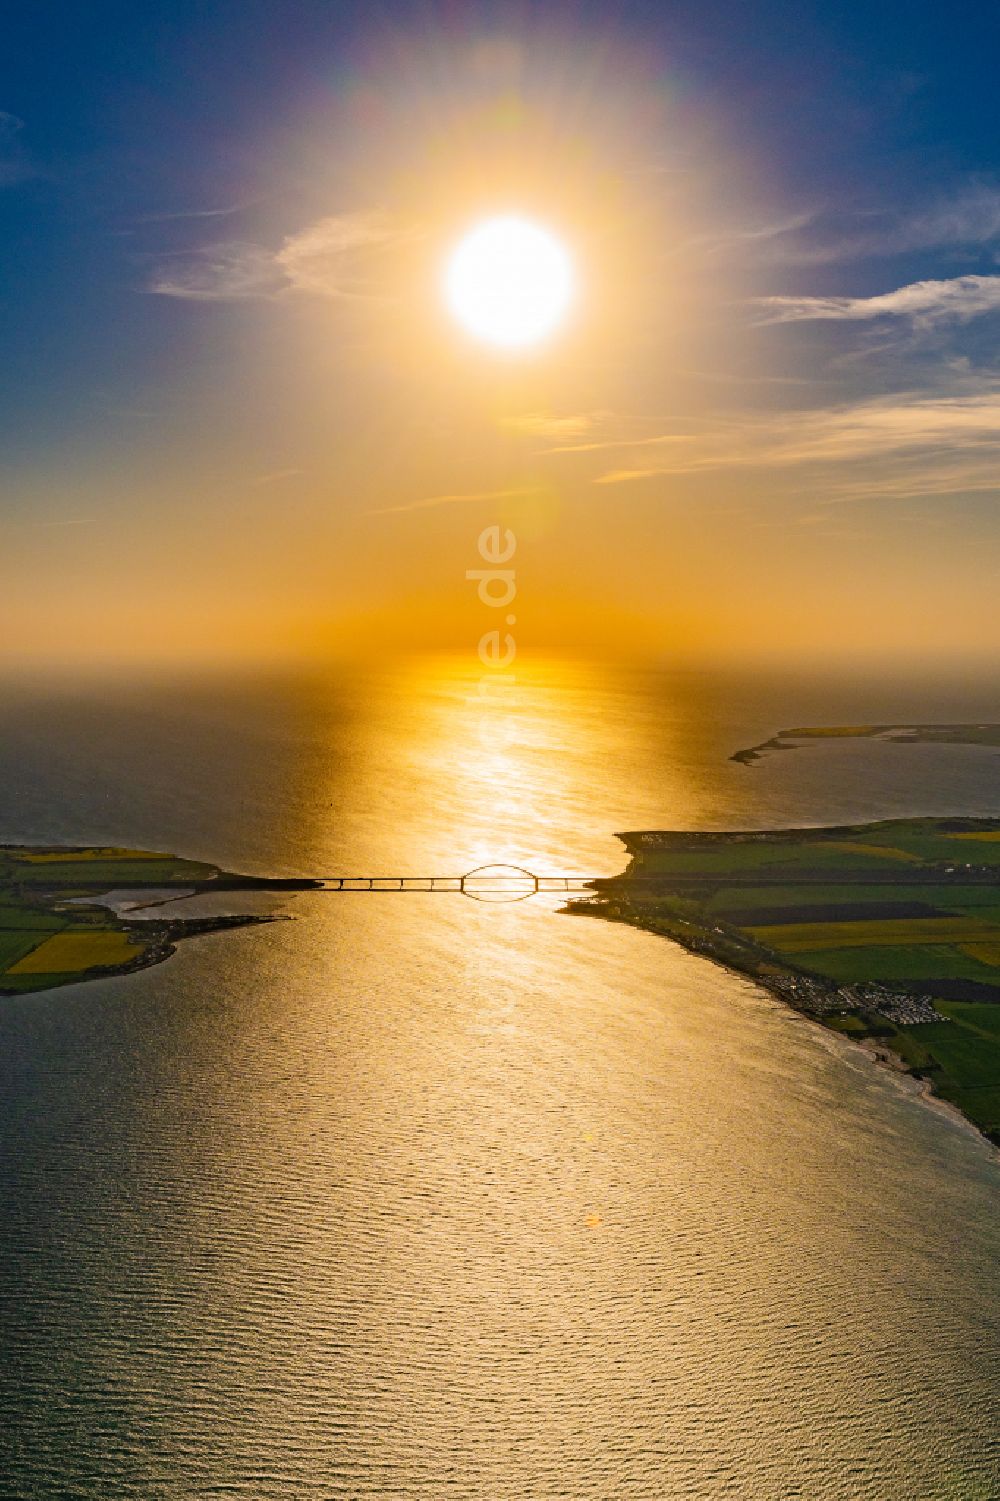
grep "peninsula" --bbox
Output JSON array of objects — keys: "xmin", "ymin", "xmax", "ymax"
[
  {"xmin": 0, "ymin": 845, "xmax": 319, "ymax": 996},
  {"xmin": 732, "ymin": 723, "xmax": 1000, "ymax": 765},
  {"xmin": 574, "ymin": 817, "xmax": 1000, "ymax": 1144}
]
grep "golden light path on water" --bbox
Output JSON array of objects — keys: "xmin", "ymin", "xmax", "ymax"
[{"xmin": 1, "ymin": 656, "xmax": 1000, "ymax": 1497}]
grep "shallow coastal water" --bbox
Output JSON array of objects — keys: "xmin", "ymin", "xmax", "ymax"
[{"xmin": 2, "ymin": 658, "xmax": 1000, "ymax": 1498}]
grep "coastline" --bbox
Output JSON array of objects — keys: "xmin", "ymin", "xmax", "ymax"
[
  {"xmin": 568, "ymin": 889, "xmax": 998, "ymax": 1150},
  {"xmin": 731, "ymin": 721, "xmax": 1000, "ymax": 766},
  {"xmin": 0, "ymin": 844, "xmax": 320, "ymax": 999},
  {"xmin": 6, "ymin": 832, "xmax": 998, "ymax": 1150},
  {"xmin": 566, "ymin": 823, "xmax": 1000, "ymax": 1150}
]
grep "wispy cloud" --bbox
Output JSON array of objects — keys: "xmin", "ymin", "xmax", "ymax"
[
  {"xmin": 546, "ymin": 418, "xmax": 709, "ymax": 457},
  {"xmin": 274, "ymin": 212, "xmax": 413, "ymax": 298},
  {"xmin": 252, "ymin": 467, "xmax": 303, "ymax": 487},
  {"xmin": 578, "ymin": 389, "xmax": 1000, "ymax": 501},
  {"xmin": 692, "ymin": 210, "xmax": 819, "ymax": 258},
  {"xmin": 371, "ymin": 485, "xmax": 536, "ymax": 517},
  {"xmin": 716, "ymin": 182, "xmax": 1000, "ymax": 267},
  {"xmin": 883, "ymin": 182, "xmax": 1000, "ymax": 255},
  {"xmin": 0, "ymin": 111, "xmax": 34, "ymax": 187},
  {"xmin": 147, "ymin": 241, "xmax": 285, "ymax": 301},
  {"xmin": 148, "ymin": 211, "xmax": 415, "ymax": 301},
  {"xmin": 137, "ymin": 201, "xmax": 260, "ymax": 224},
  {"xmin": 753, "ymin": 274, "xmax": 1000, "ymax": 328},
  {"xmin": 20, "ymin": 517, "xmax": 98, "ymax": 529},
  {"xmin": 500, "ymin": 412, "xmax": 602, "ymax": 440}
]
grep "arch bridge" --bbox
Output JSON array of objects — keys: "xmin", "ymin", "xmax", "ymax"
[{"xmin": 317, "ymin": 863, "xmax": 599, "ymax": 902}]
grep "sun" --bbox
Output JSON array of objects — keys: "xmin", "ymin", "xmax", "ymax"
[{"xmin": 443, "ymin": 216, "xmax": 575, "ymax": 350}]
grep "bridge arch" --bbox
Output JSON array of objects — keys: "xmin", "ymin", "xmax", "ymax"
[{"xmin": 460, "ymin": 863, "xmax": 539, "ymax": 902}]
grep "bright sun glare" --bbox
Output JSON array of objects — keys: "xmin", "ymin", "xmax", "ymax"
[{"xmin": 444, "ymin": 216, "xmax": 575, "ymax": 350}]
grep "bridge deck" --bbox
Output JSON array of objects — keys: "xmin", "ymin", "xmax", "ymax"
[{"xmin": 316, "ymin": 875, "xmax": 598, "ymax": 894}]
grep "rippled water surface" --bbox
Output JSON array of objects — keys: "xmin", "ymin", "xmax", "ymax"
[{"xmin": 2, "ymin": 659, "xmax": 1000, "ymax": 1498}]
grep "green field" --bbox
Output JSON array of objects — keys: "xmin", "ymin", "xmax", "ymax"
[
  {"xmin": 788, "ymin": 944, "xmax": 1000, "ymax": 984},
  {"xmin": 708, "ymin": 882, "xmax": 1000, "ymax": 919},
  {"xmin": 6, "ymin": 856, "xmax": 215, "ymax": 888},
  {"xmin": 733, "ymin": 723, "xmax": 1000, "ymax": 766},
  {"xmin": 585, "ymin": 817, "xmax": 1000, "ymax": 1143},
  {"xmin": 0, "ymin": 929, "xmax": 58, "ymax": 972},
  {"xmin": 901, "ymin": 1006, "xmax": 1000, "ymax": 1133},
  {"xmin": 7, "ymin": 930, "xmax": 146, "ymax": 975},
  {"xmin": 0, "ymin": 843, "xmax": 309, "ymax": 998},
  {"xmin": 750, "ymin": 916, "xmax": 1000, "ymax": 952},
  {"xmin": 0, "ymin": 844, "xmax": 217, "ymax": 993}
]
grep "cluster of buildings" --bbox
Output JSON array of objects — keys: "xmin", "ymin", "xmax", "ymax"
[
  {"xmin": 761, "ymin": 972, "xmax": 945, "ymax": 1026},
  {"xmin": 840, "ymin": 985, "xmax": 946, "ymax": 1026}
]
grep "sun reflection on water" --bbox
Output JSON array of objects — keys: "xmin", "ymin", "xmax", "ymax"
[
  {"xmin": 297, "ymin": 654, "xmax": 710, "ymax": 881},
  {"xmin": 4, "ymin": 661, "xmax": 1000, "ymax": 1496}
]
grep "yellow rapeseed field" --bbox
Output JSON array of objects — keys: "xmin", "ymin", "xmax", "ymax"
[
  {"xmin": 822, "ymin": 841, "xmax": 922, "ymax": 863},
  {"xmin": 16, "ymin": 847, "xmax": 167, "ymax": 863},
  {"xmin": 786, "ymin": 726, "xmax": 877, "ymax": 738},
  {"xmin": 7, "ymin": 930, "xmax": 146, "ymax": 974},
  {"xmin": 750, "ymin": 916, "xmax": 1000, "ymax": 953},
  {"xmin": 959, "ymin": 944, "xmax": 1000, "ymax": 967}
]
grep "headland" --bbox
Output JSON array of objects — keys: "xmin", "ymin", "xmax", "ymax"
[
  {"xmin": 572, "ymin": 817, "xmax": 1000, "ymax": 1145},
  {"xmin": 0, "ymin": 845, "xmax": 318, "ymax": 997}
]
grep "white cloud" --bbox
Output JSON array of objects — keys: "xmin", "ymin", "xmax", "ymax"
[
  {"xmin": 886, "ymin": 183, "xmax": 1000, "ymax": 254},
  {"xmin": 137, "ymin": 201, "xmax": 259, "ymax": 224},
  {"xmin": 252, "ymin": 468, "xmax": 303, "ymax": 487},
  {"xmin": 371, "ymin": 486, "xmax": 536, "ymax": 517},
  {"xmin": 148, "ymin": 211, "xmax": 414, "ymax": 301},
  {"xmin": 0, "ymin": 111, "xmax": 33, "ymax": 187},
  {"xmin": 32, "ymin": 517, "xmax": 97, "ymax": 528},
  {"xmin": 691, "ymin": 210, "xmax": 820, "ymax": 258},
  {"xmin": 147, "ymin": 241, "xmax": 285, "ymax": 301},
  {"xmin": 275, "ymin": 212, "xmax": 408, "ymax": 297},
  {"xmin": 717, "ymin": 182, "xmax": 1000, "ymax": 266},
  {"xmin": 573, "ymin": 389, "xmax": 1000, "ymax": 502},
  {"xmin": 500, "ymin": 412, "xmax": 602, "ymax": 440},
  {"xmin": 753, "ymin": 274, "xmax": 1000, "ymax": 327}
]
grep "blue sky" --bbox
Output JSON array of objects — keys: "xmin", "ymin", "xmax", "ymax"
[
  {"xmin": 2, "ymin": 0, "xmax": 996, "ymax": 441},
  {"xmin": 2, "ymin": 1, "xmax": 999, "ymax": 664}
]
